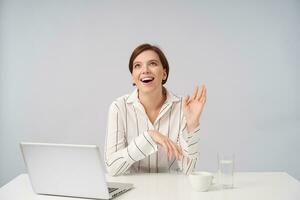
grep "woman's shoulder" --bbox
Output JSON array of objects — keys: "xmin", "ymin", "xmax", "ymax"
[
  {"xmin": 114, "ymin": 94, "xmax": 130, "ymax": 105},
  {"xmin": 109, "ymin": 93, "xmax": 130, "ymax": 111}
]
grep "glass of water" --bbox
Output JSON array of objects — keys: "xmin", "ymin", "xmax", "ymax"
[{"xmin": 217, "ymin": 153, "xmax": 234, "ymax": 189}]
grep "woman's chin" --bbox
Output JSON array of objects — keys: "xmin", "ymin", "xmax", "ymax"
[{"xmin": 137, "ymin": 85, "xmax": 159, "ymax": 94}]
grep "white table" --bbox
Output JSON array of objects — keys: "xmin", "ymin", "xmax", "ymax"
[{"xmin": 0, "ymin": 172, "xmax": 299, "ymax": 200}]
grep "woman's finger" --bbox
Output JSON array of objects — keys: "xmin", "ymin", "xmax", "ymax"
[
  {"xmin": 171, "ymin": 140, "xmax": 182, "ymax": 158},
  {"xmin": 165, "ymin": 140, "xmax": 173, "ymax": 160},
  {"xmin": 175, "ymin": 142, "xmax": 183, "ymax": 156},
  {"xmin": 161, "ymin": 142, "xmax": 170, "ymax": 159},
  {"xmin": 200, "ymin": 87, "xmax": 207, "ymax": 103},
  {"xmin": 169, "ymin": 140, "xmax": 182, "ymax": 160},
  {"xmin": 192, "ymin": 86, "xmax": 199, "ymax": 100},
  {"xmin": 183, "ymin": 96, "xmax": 190, "ymax": 107},
  {"xmin": 167, "ymin": 140, "xmax": 178, "ymax": 160},
  {"xmin": 197, "ymin": 85, "xmax": 205, "ymax": 101},
  {"xmin": 175, "ymin": 143, "xmax": 183, "ymax": 159}
]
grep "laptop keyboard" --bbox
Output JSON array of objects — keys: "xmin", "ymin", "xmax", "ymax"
[{"xmin": 108, "ymin": 187, "xmax": 118, "ymax": 193}]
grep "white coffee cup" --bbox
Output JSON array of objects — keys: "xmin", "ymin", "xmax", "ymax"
[{"xmin": 188, "ymin": 171, "xmax": 214, "ymax": 192}]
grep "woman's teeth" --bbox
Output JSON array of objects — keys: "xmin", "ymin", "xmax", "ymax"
[{"xmin": 141, "ymin": 77, "xmax": 154, "ymax": 83}]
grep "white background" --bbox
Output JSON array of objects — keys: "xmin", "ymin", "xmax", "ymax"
[{"xmin": 1, "ymin": 0, "xmax": 299, "ymax": 186}]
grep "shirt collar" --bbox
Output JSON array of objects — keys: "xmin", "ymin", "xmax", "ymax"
[{"xmin": 126, "ymin": 88, "xmax": 181, "ymax": 104}]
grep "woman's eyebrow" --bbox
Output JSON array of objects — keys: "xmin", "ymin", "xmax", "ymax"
[
  {"xmin": 133, "ymin": 59, "xmax": 158, "ymax": 65},
  {"xmin": 147, "ymin": 59, "xmax": 159, "ymax": 63},
  {"xmin": 133, "ymin": 61, "xmax": 141, "ymax": 65}
]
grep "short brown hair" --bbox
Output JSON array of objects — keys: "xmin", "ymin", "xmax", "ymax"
[{"xmin": 129, "ymin": 43, "xmax": 169, "ymax": 85}]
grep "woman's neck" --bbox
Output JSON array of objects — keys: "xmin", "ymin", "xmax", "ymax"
[{"xmin": 138, "ymin": 87, "xmax": 166, "ymax": 112}]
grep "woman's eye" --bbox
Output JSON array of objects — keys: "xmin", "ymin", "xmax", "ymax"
[
  {"xmin": 134, "ymin": 64, "xmax": 141, "ymax": 69},
  {"xmin": 150, "ymin": 62, "xmax": 157, "ymax": 66}
]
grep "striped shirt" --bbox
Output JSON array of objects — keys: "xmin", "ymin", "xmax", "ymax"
[{"xmin": 104, "ymin": 88, "xmax": 201, "ymax": 176}]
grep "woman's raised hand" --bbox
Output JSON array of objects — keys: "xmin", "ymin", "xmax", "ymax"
[
  {"xmin": 182, "ymin": 85, "xmax": 207, "ymax": 133},
  {"xmin": 148, "ymin": 130, "xmax": 182, "ymax": 160}
]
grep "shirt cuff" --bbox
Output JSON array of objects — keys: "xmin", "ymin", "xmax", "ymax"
[
  {"xmin": 126, "ymin": 131, "xmax": 158, "ymax": 163},
  {"xmin": 180, "ymin": 124, "xmax": 200, "ymax": 158},
  {"xmin": 182, "ymin": 124, "xmax": 201, "ymax": 143}
]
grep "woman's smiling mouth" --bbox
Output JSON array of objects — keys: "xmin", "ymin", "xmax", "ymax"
[{"xmin": 140, "ymin": 77, "xmax": 155, "ymax": 84}]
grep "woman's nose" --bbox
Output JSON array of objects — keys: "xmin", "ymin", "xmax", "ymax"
[{"xmin": 141, "ymin": 65, "xmax": 150, "ymax": 73}]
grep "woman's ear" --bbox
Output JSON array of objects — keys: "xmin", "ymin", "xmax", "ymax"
[
  {"xmin": 132, "ymin": 77, "xmax": 137, "ymax": 86},
  {"xmin": 163, "ymin": 70, "xmax": 167, "ymax": 80}
]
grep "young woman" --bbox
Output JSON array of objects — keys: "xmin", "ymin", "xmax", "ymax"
[{"xmin": 105, "ymin": 44, "xmax": 207, "ymax": 176}]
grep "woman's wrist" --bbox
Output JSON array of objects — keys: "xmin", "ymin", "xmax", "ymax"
[
  {"xmin": 148, "ymin": 130, "xmax": 158, "ymax": 143},
  {"xmin": 148, "ymin": 130, "xmax": 155, "ymax": 137},
  {"xmin": 187, "ymin": 122, "xmax": 200, "ymax": 133}
]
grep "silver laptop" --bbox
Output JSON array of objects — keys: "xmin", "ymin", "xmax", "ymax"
[{"xmin": 20, "ymin": 142, "xmax": 133, "ymax": 199}]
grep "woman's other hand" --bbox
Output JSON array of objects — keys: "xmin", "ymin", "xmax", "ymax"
[
  {"xmin": 183, "ymin": 85, "xmax": 207, "ymax": 133},
  {"xmin": 148, "ymin": 130, "xmax": 182, "ymax": 160}
]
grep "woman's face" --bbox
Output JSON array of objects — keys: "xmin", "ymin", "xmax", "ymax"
[{"xmin": 132, "ymin": 50, "xmax": 167, "ymax": 94}]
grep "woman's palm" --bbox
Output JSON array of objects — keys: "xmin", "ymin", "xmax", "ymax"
[{"xmin": 183, "ymin": 85, "xmax": 207, "ymax": 128}]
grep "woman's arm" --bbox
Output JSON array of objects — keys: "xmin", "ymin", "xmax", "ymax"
[
  {"xmin": 104, "ymin": 102, "xmax": 158, "ymax": 176},
  {"xmin": 176, "ymin": 118, "xmax": 200, "ymax": 174},
  {"xmin": 177, "ymin": 85, "xmax": 207, "ymax": 174}
]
